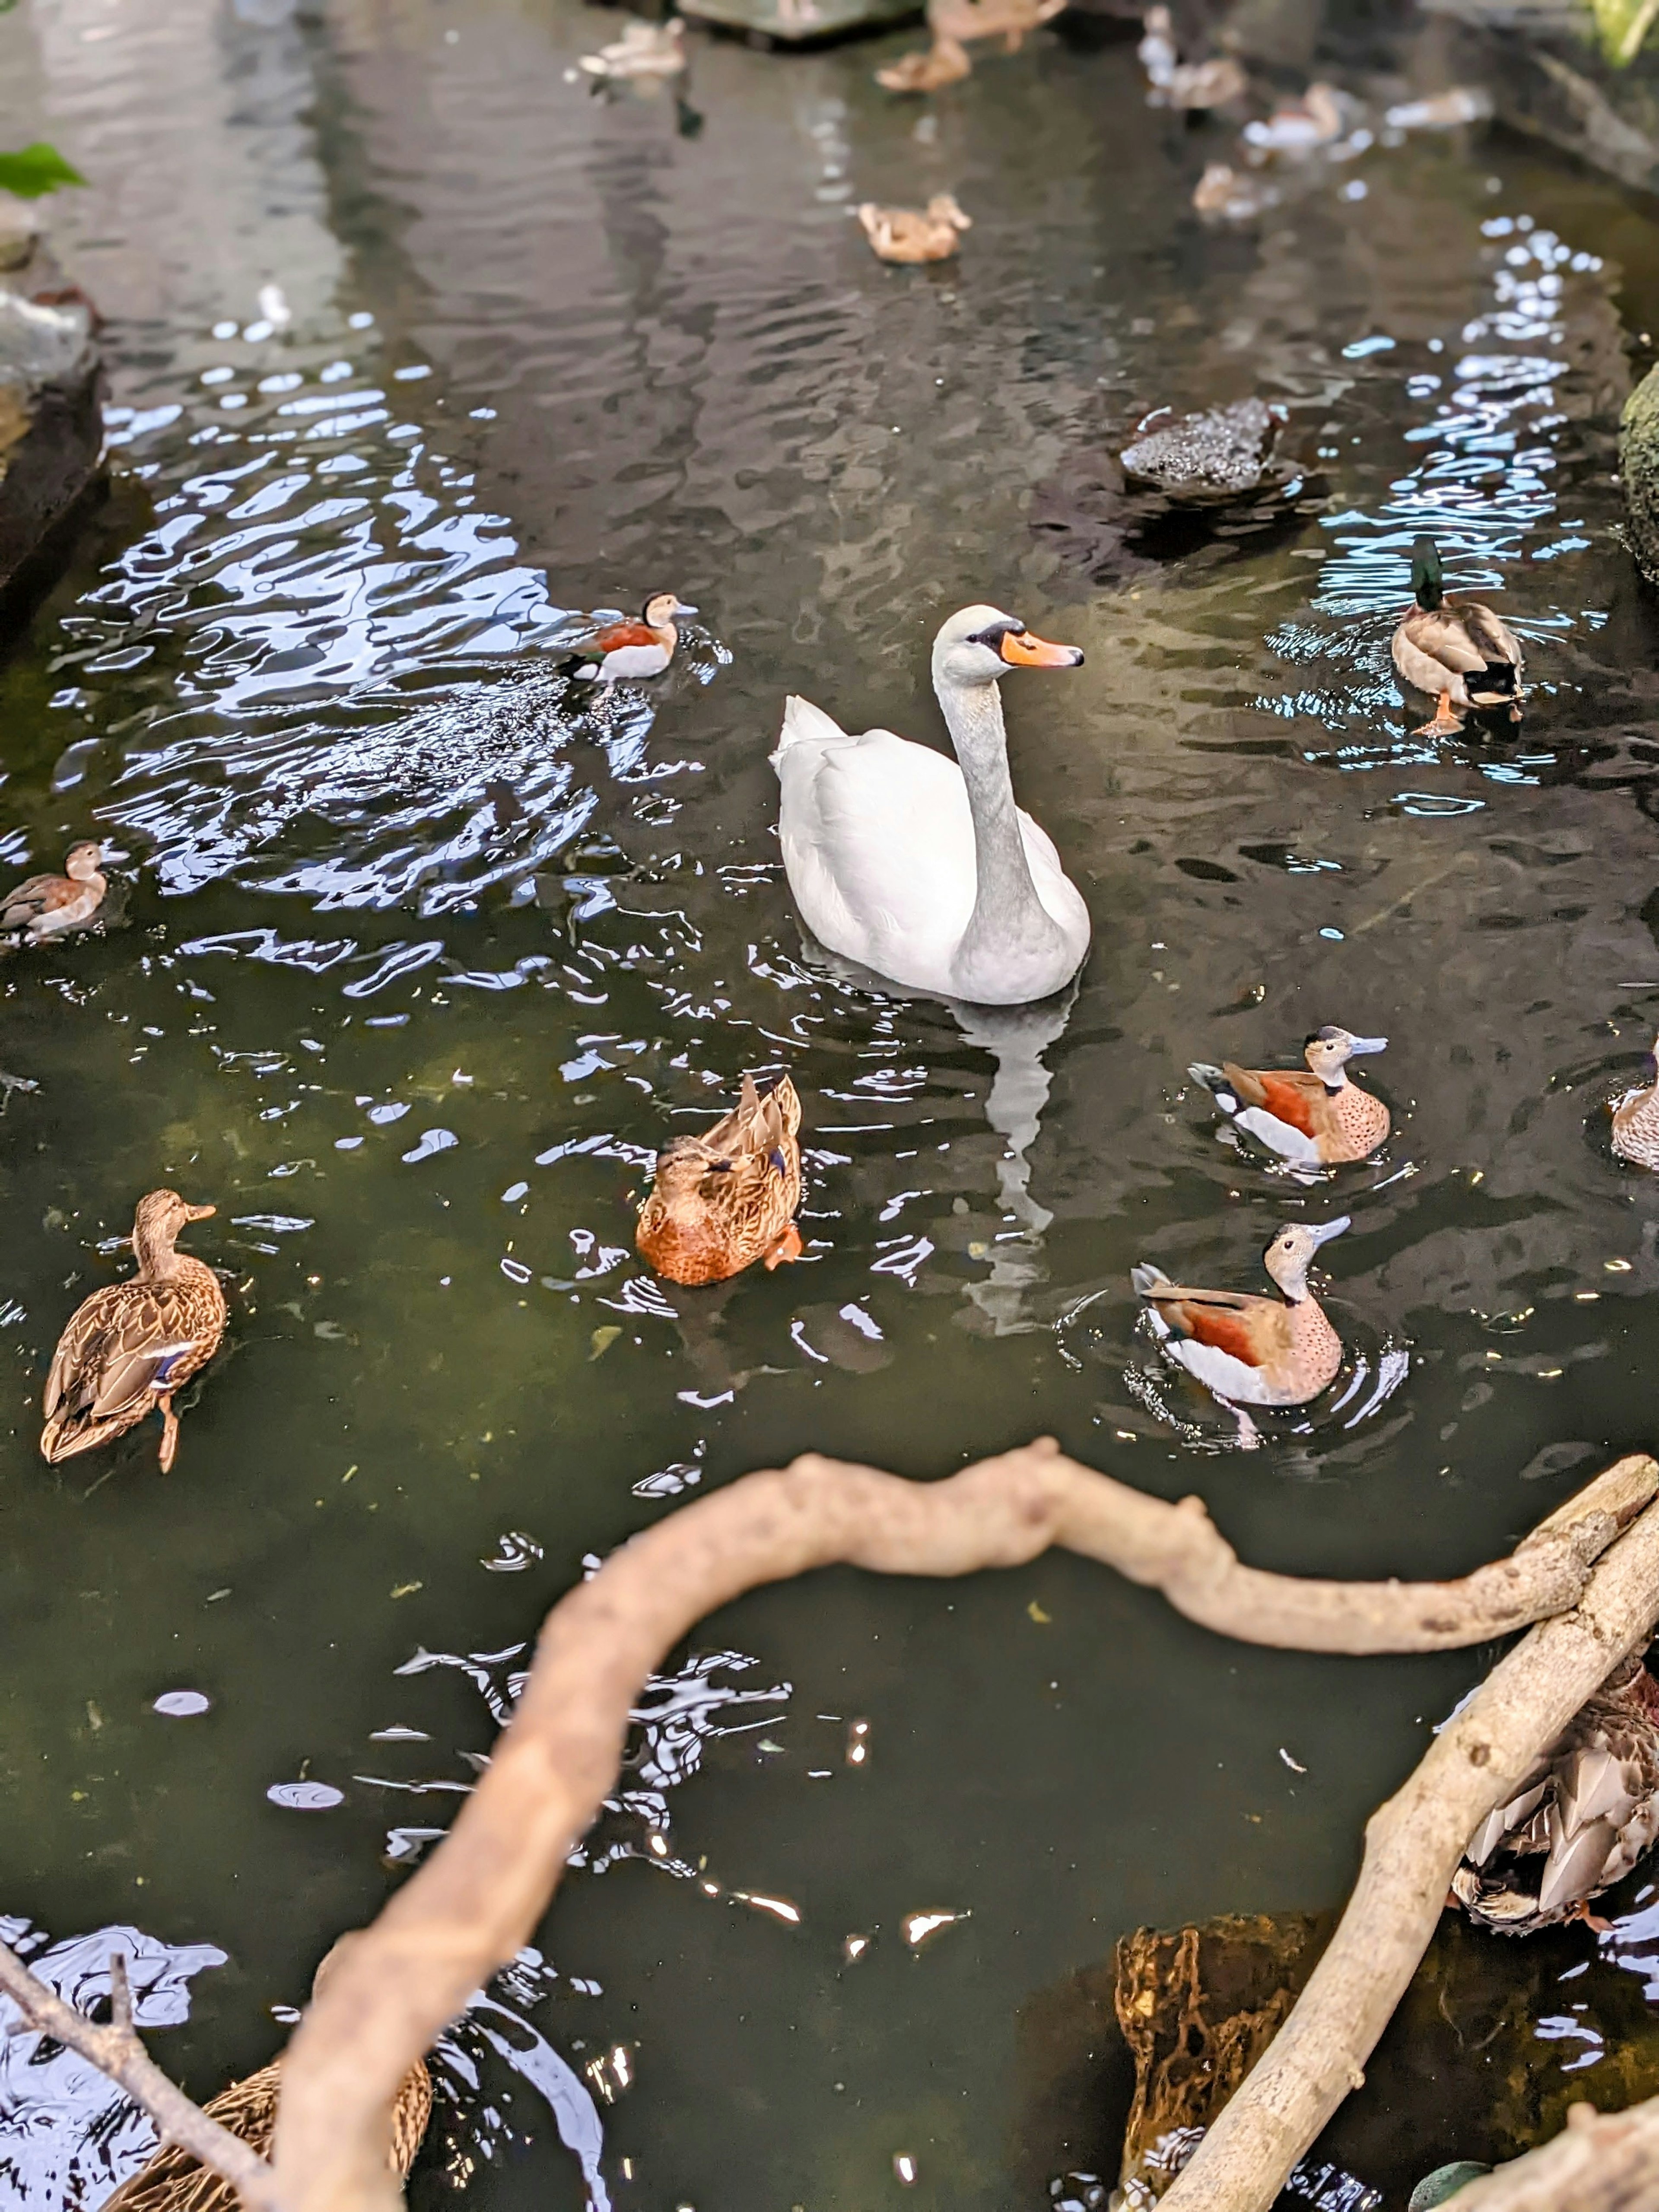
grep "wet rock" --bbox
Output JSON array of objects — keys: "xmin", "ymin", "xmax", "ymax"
[
  {"xmin": 1119, "ymin": 397, "xmax": 1288, "ymax": 503},
  {"xmin": 1622, "ymin": 361, "xmax": 1659, "ymax": 586},
  {"xmin": 0, "ymin": 226, "xmax": 104, "ymax": 623}
]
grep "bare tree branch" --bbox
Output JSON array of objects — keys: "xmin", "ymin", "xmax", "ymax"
[
  {"xmin": 1160, "ymin": 1487, "xmax": 1659, "ymax": 2211},
  {"xmin": 1456, "ymin": 2095, "xmax": 1659, "ymax": 2210},
  {"xmin": 270, "ymin": 1442, "xmax": 1659, "ymax": 2212},
  {"xmin": 0, "ymin": 1935, "xmax": 280, "ymax": 2212}
]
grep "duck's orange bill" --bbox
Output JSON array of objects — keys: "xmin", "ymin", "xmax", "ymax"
[{"xmin": 998, "ymin": 629, "xmax": 1084, "ymax": 668}]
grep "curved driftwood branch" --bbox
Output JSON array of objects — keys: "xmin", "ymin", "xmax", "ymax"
[
  {"xmin": 0, "ymin": 1936, "xmax": 279, "ymax": 2212},
  {"xmin": 1458, "ymin": 2094, "xmax": 1659, "ymax": 2209},
  {"xmin": 272, "ymin": 1443, "xmax": 1659, "ymax": 2212},
  {"xmin": 1160, "ymin": 1485, "xmax": 1659, "ymax": 2212}
]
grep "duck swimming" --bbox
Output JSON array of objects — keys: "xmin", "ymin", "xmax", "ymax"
[
  {"xmin": 1392, "ymin": 534, "xmax": 1524, "ymax": 737},
  {"xmin": 0, "ymin": 840, "xmax": 112, "ymax": 944},
  {"xmin": 773, "ymin": 605, "xmax": 1088, "ymax": 1005},
  {"xmin": 857, "ymin": 194, "xmax": 971, "ymax": 264},
  {"xmin": 636, "ymin": 1074, "xmax": 804, "ymax": 1285},
  {"xmin": 99, "ymin": 1941, "xmax": 432, "ymax": 2212},
  {"xmin": 41, "ymin": 1190, "xmax": 227, "ymax": 1473},
  {"xmin": 1189, "ymin": 1025, "xmax": 1389, "ymax": 1167},
  {"xmin": 572, "ymin": 592, "xmax": 696, "ymax": 683},
  {"xmin": 875, "ymin": 35, "xmax": 972, "ymax": 90},
  {"xmin": 1132, "ymin": 1216, "xmax": 1350, "ymax": 1410},
  {"xmin": 1451, "ymin": 1652, "xmax": 1659, "ymax": 1934},
  {"xmin": 1611, "ymin": 1034, "xmax": 1659, "ymax": 1169}
]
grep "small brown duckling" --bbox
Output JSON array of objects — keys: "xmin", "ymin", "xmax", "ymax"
[
  {"xmin": 857, "ymin": 194, "xmax": 971, "ymax": 264},
  {"xmin": 41, "ymin": 1190, "xmax": 227, "ymax": 1473},
  {"xmin": 0, "ymin": 840, "xmax": 113, "ymax": 944},
  {"xmin": 876, "ymin": 34, "xmax": 972, "ymax": 90},
  {"xmin": 637, "ymin": 1074, "xmax": 804, "ymax": 1285},
  {"xmin": 99, "ymin": 1940, "xmax": 433, "ymax": 2212}
]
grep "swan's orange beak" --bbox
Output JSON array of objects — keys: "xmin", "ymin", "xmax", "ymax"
[{"xmin": 998, "ymin": 628, "xmax": 1084, "ymax": 669}]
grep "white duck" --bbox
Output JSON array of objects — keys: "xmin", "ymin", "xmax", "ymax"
[{"xmin": 772, "ymin": 605, "xmax": 1090, "ymax": 1005}]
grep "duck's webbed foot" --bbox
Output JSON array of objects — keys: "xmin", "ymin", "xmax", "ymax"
[
  {"xmin": 1413, "ymin": 690, "xmax": 1465, "ymax": 739},
  {"xmin": 764, "ymin": 1223, "xmax": 804, "ymax": 1270},
  {"xmin": 1569, "ymin": 1899, "xmax": 1614, "ymax": 1936},
  {"xmin": 157, "ymin": 1395, "xmax": 179, "ymax": 1473},
  {"xmin": 1221, "ymin": 1399, "xmax": 1264, "ymax": 1450}
]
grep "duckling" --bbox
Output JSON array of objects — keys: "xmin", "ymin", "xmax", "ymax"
[
  {"xmin": 578, "ymin": 16, "xmax": 687, "ymax": 78},
  {"xmin": 857, "ymin": 194, "xmax": 971, "ymax": 264},
  {"xmin": 876, "ymin": 34, "xmax": 972, "ymax": 90},
  {"xmin": 0, "ymin": 840, "xmax": 112, "ymax": 944},
  {"xmin": 1241, "ymin": 80, "xmax": 1345, "ymax": 158},
  {"xmin": 1189, "ymin": 1025, "xmax": 1389, "ymax": 1168},
  {"xmin": 1611, "ymin": 1033, "xmax": 1659, "ymax": 1169},
  {"xmin": 571, "ymin": 591, "xmax": 697, "ymax": 683},
  {"xmin": 1132, "ymin": 1216, "xmax": 1351, "ymax": 1411},
  {"xmin": 99, "ymin": 1941, "xmax": 432, "ymax": 2212},
  {"xmin": 1392, "ymin": 534, "xmax": 1524, "ymax": 737},
  {"xmin": 41, "ymin": 1190, "xmax": 227, "ymax": 1474},
  {"xmin": 637, "ymin": 1074, "xmax": 804, "ymax": 1285},
  {"xmin": 1451, "ymin": 1653, "xmax": 1659, "ymax": 1934}
]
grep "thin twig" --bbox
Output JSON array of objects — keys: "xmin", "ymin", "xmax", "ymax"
[
  {"xmin": 0, "ymin": 1936, "xmax": 280, "ymax": 2212},
  {"xmin": 271, "ymin": 1443, "xmax": 1659, "ymax": 2212}
]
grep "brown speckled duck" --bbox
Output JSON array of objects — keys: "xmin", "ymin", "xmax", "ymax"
[
  {"xmin": 1392, "ymin": 535, "xmax": 1524, "ymax": 738},
  {"xmin": 99, "ymin": 1942, "xmax": 432, "ymax": 2212},
  {"xmin": 1132, "ymin": 1217, "xmax": 1350, "ymax": 1409},
  {"xmin": 857, "ymin": 195, "xmax": 971, "ymax": 264},
  {"xmin": 636, "ymin": 1074, "xmax": 804, "ymax": 1285},
  {"xmin": 41, "ymin": 1190, "xmax": 227, "ymax": 1473},
  {"xmin": 1189, "ymin": 1026, "xmax": 1390, "ymax": 1167},
  {"xmin": 1452, "ymin": 1654, "xmax": 1659, "ymax": 1934},
  {"xmin": 0, "ymin": 840, "xmax": 112, "ymax": 944},
  {"xmin": 1611, "ymin": 1035, "xmax": 1659, "ymax": 1170}
]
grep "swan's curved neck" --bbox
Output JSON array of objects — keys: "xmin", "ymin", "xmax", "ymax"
[{"xmin": 935, "ymin": 676, "xmax": 1056, "ymax": 973}]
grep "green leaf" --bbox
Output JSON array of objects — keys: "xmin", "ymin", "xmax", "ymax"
[
  {"xmin": 1594, "ymin": 0, "xmax": 1659, "ymax": 64},
  {"xmin": 0, "ymin": 143, "xmax": 87, "ymax": 199}
]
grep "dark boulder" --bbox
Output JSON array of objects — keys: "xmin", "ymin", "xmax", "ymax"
[{"xmin": 0, "ymin": 197, "xmax": 104, "ymax": 626}]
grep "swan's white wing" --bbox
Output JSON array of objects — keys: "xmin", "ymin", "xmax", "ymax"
[
  {"xmin": 775, "ymin": 701, "xmax": 976, "ymax": 996},
  {"xmin": 1016, "ymin": 805, "xmax": 1092, "ymax": 949}
]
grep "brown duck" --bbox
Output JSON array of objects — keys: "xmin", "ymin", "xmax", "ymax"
[
  {"xmin": 0, "ymin": 840, "xmax": 112, "ymax": 944},
  {"xmin": 857, "ymin": 196, "xmax": 971, "ymax": 264},
  {"xmin": 1452, "ymin": 1654, "xmax": 1659, "ymax": 1933},
  {"xmin": 1392, "ymin": 534, "xmax": 1524, "ymax": 738},
  {"xmin": 99, "ymin": 1943, "xmax": 432, "ymax": 2212},
  {"xmin": 1611, "ymin": 1034, "xmax": 1659, "ymax": 1170},
  {"xmin": 41, "ymin": 1190, "xmax": 227, "ymax": 1473},
  {"xmin": 1132, "ymin": 1217, "xmax": 1351, "ymax": 1410},
  {"xmin": 636, "ymin": 1074, "xmax": 804, "ymax": 1285},
  {"xmin": 1189, "ymin": 1025, "xmax": 1389, "ymax": 1168}
]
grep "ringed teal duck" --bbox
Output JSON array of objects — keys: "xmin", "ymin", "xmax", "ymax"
[
  {"xmin": 1, "ymin": 840, "xmax": 112, "ymax": 944},
  {"xmin": 637, "ymin": 1074, "xmax": 804, "ymax": 1285},
  {"xmin": 1190, "ymin": 1024, "xmax": 1389, "ymax": 1166},
  {"xmin": 98, "ymin": 1941, "xmax": 432, "ymax": 2212},
  {"xmin": 1392, "ymin": 534, "xmax": 1524, "ymax": 737},
  {"xmin": 1132, "ymin": 1216, "xmax": 1350, "ymax": 1409},
  {"xmin": 41, "ymin": 1190, "xmax": 227, "ymax": 1472},
  {"xmin": 1611, "ymin": 1034, "xmax": 1659, "ymax": 1169},
  {"xmin": 1451, "ymin": 1653, "xmax": 1659, "ymax": 1933},
  {"xmin": 572, "ymin": 592, "xmax": 696, "ymax": 683}
]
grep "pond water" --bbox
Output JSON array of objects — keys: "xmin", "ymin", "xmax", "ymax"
[{"xmin": 6, "ymin": 0, "xmax": 1659, "ymax": 2205}]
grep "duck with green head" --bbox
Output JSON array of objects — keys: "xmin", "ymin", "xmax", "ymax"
[{"xmin": 1391, "ymin": 534, "xmax": 1524, "ymax": 737}]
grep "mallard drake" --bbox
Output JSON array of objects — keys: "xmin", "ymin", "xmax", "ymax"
[
  {"xmin": 571, "ymin": 592, "xmax": 696, "ymax": 683},
  {"xmin": 857, "ymin": 195, "xmax": 971, "ymax": 264},
  {"xmin": 1452, "ymin": 1653, "xmax": 1659, "ymax": 1933},
  {"xmin": 1611, "ymin": 1033, "xmax": 1659, "ymax": 1169},
  {"xmin": 1189, "ymin": 1025, "xmax": 1389, "ymax": 1167},
  {"xmin": 637, "ymin": 1074, "xmax": 804, "ymax": 1285},
  {"xmin": 774, "ymin": 607, "xmax": 1088, "ymax": 1004},
  {"xmin": 0, "ymin": 840, "xmax": 112, "ymax": 943},
  {"xmin": 41, "ymin": 1190, "xmax": 227, "ymax": 1473},
  {"xmin": 1132, "ymin": 1217, "xmax": 1351, "ymax": 1408},
  {"xmin": 876, "ymin": 34, "xmax": 972, "ymax": 90},
  {"xmin": 578, "ymin": 17, "xmax": 687, "ymax": 77},
  {"xmin": 99, "ymin": 1943, "xmax": 432, "ymax": 2212},
  {"xmin": 1392, "ymin": 534, "xmax": 1524, "ymax": 737}
]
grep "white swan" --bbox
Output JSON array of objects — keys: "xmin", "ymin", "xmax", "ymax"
[{"xmin": 771, "ymin": 604, "xmax": 1091, "ymax": 1005}]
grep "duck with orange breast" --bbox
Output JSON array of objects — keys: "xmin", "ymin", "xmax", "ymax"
[
  {"xmin": 772, "ymin": 605, "xmax": 1090, "ymax": 1006},
  {"xmin": 1190, "ymin": 1024, "xmax": 1389, "ymax": 1168},
  {"xmin": 1133, "ymin": 1217, "xmax": 1351, "ymax": 1416},
  {"xmin": 571, "ymin": 591, "xmax": 697, "ymax": 684},
  {"xmin": 1, "ymin": 840, "xmax": 114, "ymax": 945}
]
